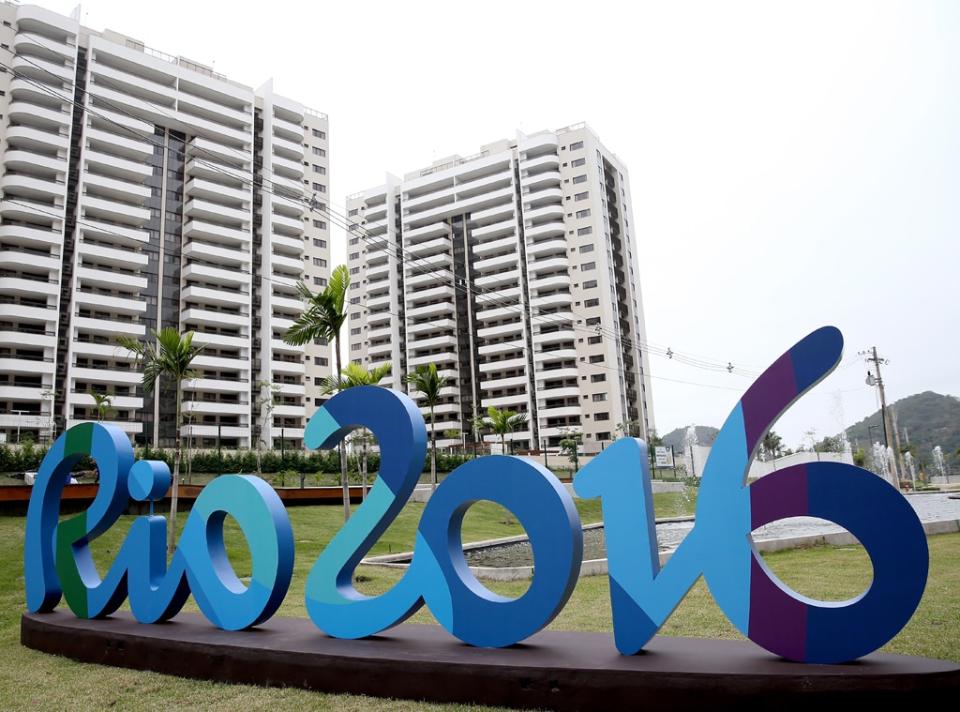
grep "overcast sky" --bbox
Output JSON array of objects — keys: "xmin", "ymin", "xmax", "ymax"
[{"xmin": 43, "ymin": 0, "xmax": 960, "ymax": 449}]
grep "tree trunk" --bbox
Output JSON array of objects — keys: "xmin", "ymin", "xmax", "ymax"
[
  {"xmin": 501, "ymin": 433, "xmax": 505, "ymax": 456},
  {"xmin": 430, "ymin": 406, "xmax": 437, "ymax": 490},
  {"xmin": 335, "ymin": 336, "xmax": 350, "ymax": 521},
  {"xmin": 167, "ymin": 388, "xmax": 182, "ymax": 557},
  {"xmin": 362, "ymin": 431, "xmax": 368, "ymax": 499}
]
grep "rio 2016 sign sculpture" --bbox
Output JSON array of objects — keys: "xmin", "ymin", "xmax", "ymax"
[{"xmin": 24, "ymin": 327, "xmax": 929, "ymax": 664}]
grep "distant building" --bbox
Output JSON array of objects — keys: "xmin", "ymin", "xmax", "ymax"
[
  {"xmin": 346, "ymin": 124, "xmax": 654, "ymax": 454},
  {"xmin": 0, "ymin": 3, "xmax": 331, "ymax": 449}
]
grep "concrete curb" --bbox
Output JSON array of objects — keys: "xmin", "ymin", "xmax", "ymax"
[{"xmin": 360, "ymin": 518, "xmax": 960, "ymax": 582}]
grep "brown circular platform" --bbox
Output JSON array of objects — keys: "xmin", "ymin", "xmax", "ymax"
[{"xmin": 21, "ymin": 611, "xmax": 960, "ymax": 709}]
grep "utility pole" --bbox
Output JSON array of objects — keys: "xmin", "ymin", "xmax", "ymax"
[{"xmin": 860, "ymin": 347, "xmax": 902, "ymax": 488}]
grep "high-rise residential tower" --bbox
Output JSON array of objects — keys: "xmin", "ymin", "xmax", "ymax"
[
  {"xmin": 0, "ymin": 3, "xmax": 331, "ymax": 449},
  {"xmin": 346, "ymin": 124, "xmax": 653, "ymax": 455}
]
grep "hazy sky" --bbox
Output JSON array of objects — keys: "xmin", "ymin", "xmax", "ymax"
[{"xmin": 42, "ymin": 0, "xmax": 960, "ymax": 449}]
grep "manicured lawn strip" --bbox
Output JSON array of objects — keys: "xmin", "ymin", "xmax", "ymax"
[{"xmin": 0, "ymin": 499, "xmax": 953, "ymax": 711}]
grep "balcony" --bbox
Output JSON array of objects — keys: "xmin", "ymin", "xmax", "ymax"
[
  {"xmin": 534, "ymin": 348, "xmax": 578, "ymax": 363},
  {"xmin": 182, "ymin": 240, "xmax": 250, "ymax": 267},
  {"xmin": 406, "ymin": 300, "xmax": 454, "ymax": 319},
  {"xmin": 533, "ymin": 328, "xmax": 577, "ymax": 345},
  {"xmin": 182, "ymin": 307, "xmax": 248, "ymax": 328},
  {"xmin": 0, "ymin": 224, "xmax": 62, "ymax": 248},
  {"xmin": 185, "ymin": 177, "xmax": 250, "ymax": 204},
  {"xmin": 271, "ymin": 359, "xmax": 305, "ymax": 375},
  {"xmin": 473, "ymin": 251, "xmax": 518, "ymax": 273},
  {"xmin": 404, "ymin": 221, "xmax": 449, "ymax": 243},
  {"xmin": 526, "ymin": 238, "xmax": 568, "ymax": 259},
  {"xmin": 477, "ymin": 339, "xmax": 525, "ymax": 356},
  {"xmin": 481, "ymin": 393, "xmax": 529, "ymax": 409},
  {"xmin": 524, "ymin": 204, "xmax": 565, "ymax": 224},
  {"xmin": 471, "ymin": 234, "xmax": 516, "ymax": 258},
  {"xmin": 182, "ymin": 400, "xmax": 249, "ymax": 416},
  {"xmin": 521, "ymin": 154, "xmax": 560, "ymax": 174},
  {"xmin": 477, "ymin": 321, "xmax": 523, "ymax": 340},
  {"xmin": 183, "ymin": 219, "xmax": 250, "ymax": 246},
  {"xmin": 406, "ymin": 318, "xmax": 456, "ymax": 335},
  {"xmin": 473, "ymin": 269, "xmax": 519, "ymax": 289},
  {"xmin": 185, "ymin": 198, "xmax": 250, "ymax": 226},
  {"xmin": 479, "ymin": 374, "xmax": 529, "ymax": 391},
  {"xmin": 73, "ymin": 315, "xmax": 145, "ymax": 337},
  {"xmin": 4, "ymin": 124, "xmax": 69, "ymax": 153},
  {"xmin": 85, "ymin": 126, "xmax": 154, "ymax": 161},
  {"xmin": 84, "ymin": 149, "xmax": 152, "ymax": 181},
  {"xmin": 80, "ymin": 219, "xmax": 148, "ymax": 245},
  {"xmin": 407, "ymin": 284, "xmax": 455, "ymax": 306},
  {"xmin": 0, "ymin": 173, "xmax": 65, "ymax": 202},
  {"xmin": 0, "ymin": 275, "xmax": 59, "ymax": 297},
  {"xmin": 478, "ymin": 356, "xmax": 527, "ymax": 373},
  {"xmin": 183, "ymin": 262, "xmax": 249, "ymax": 287},
  {"xmin": 83, "ymin": 171, "xmax": 152, "ymax": 203},
  {"xmin": 74, "ymin": 290, "xmax": 145, "ymax": 314},
  {"xmin": 0, "ymin": 248, "xmax": 60, "ymax": 272},
  {"xmin": 81, "ymin": 195, "xmax": 151, "ymax": 226},
  {"xmin": 524, "ymin": 221, "xmax": 565, "ymax": 241}
]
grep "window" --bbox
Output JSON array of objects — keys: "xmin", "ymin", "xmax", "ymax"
[
  {"xmin": 314, "ymin": 356, "xmax": 328, "ymax": 366},
  {"xmin": 350, "ymin": 327, "xmax": 361, "ymax": 336},
  {"xmin": 312, "ymin": 164, "xmax": 325, "ymax": 174},
  {"xmin": 588, "ymin": 335, "xmax": 602, "ymax": 345},
  {"xmin": 312, "ymin": 128, "xmax": 326, "ymax": 139},
  {"xmin": 314, "ymin": 377, "xmax": 323, "ymax": 385},
  {"xmin": 348, "ymin": 209, "xmax": 359, "ymax": 217},
  {"xmin": 313, "ymin": 238, "xmax": 326, "ymax": 247},
  {"xmin": 577, "ymin": 227, "xmax": 592, "ymax": 236},
  {"xmin": 349, "ymin": 237, "xmax": 359, "ymax": 245},
  {"xmin": 349, "ymin": 252, "xmax": 359, "ymax": 261},
  {"xmin": 312, "ymin": 219, "xmax": 327, "ymax": 229},
  {"xmin": 589, "ymin": 354, "xmax": 604, "ymax": 364},
  {"xmin": 586, "ymin": 316, "xmax": 601, "ymax": 326},
  {"xmin": 351, "ymin": 312, "xmax": 361, "ymax": 320},
  {"xmin": 584, "ymin": 298, "xmax": 600, "ymax": 308},
  {"xmin": 350, "ymin": 297, "xmax": 360, "ymax": 304},
  {"xmin": 592, "ymin": 393, "xmax": 607, "ymax": 403},
  {"xmin": 312, "ymin": 182, "xmax": 326, "ymax": 193},
  {"xmin": 349, "ymin": 267, "xmax": 360, "ymax": 275},
  {"xmin": 569, "ymin": 141, "xmax": 584, "ymax": 150},
  {"xmin": 312, "ymin": 276, "xmax": 326, "ymax": 286},
  {"xmin": 583, "ymin": 279, "xmax": 598, "ymax": 289},
  {"xmin": 573, "ymin": 174, "xmax": 587, "ymax": 184},
  {"xmin": 596, "ymin": 432, "xmax": 611, "ymax": 441},
  {"xmin": 576, "ymin": 209, "xmax": 591, "ymax": 218},
  {"xmin": 314, "ymin": 337, "xmax": 329, "ymax": 346},
  {"xmin": 351, "ymin": 344, "xmax": 362, "ymax": 351},
  {"xmin": 312, "ymin": 146, "xmax": 326, "ymax": 156},
  {"xmin": 590, "ymin": 374, "xmax": 606, "ymax": 383},
  {"xmin": 571, "ymin": 157, "xmax": 586, "ymax": 167},
  {"xmin": 595, "ymin": 412, "xmax": 610, "ymax": 421},
  {"xmin": 313, "ymin": 257, "xmax": 327, "ymax": 267},
  {"xmin": 579, "ymin": 244, "xmax": 594, "ymax": 253},
  {"xmin": 574, "ymin": 191, "xmax": 588, "ymax": 201},
  {"xmin": 581, "ymin": 261, "xmax": 596, "ymax": 271}
]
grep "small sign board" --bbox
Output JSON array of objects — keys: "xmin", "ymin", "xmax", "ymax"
[{"xmin": 654, "ymin": 446, "xmax": 673, "ymax": 468}]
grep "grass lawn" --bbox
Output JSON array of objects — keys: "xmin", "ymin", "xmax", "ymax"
[{"xmin": 0, "ymin": 491, "xmax": 955, "ymax": 711}]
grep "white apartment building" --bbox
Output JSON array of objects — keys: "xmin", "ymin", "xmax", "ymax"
[
  {"xmin": 346, "ymin": 124, "xmax": 654, "ymax": 455},
  {"xmin": 0, "ymin": 3, "xmax": 331, "ymax": 449}
]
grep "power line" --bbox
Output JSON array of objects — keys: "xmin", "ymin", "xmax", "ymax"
[{"xmin": 1, "ymin": 42, "xmax": 757, "ymax": 380}]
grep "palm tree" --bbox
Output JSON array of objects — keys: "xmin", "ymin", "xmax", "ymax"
[
  {"xmin": 762, "ymin": 430, "xmax": 784, "ymax": 461},
  {"xmin": 116, "ymin": 328, "xmax": 204, "ymax": 556},
  {"xmin": 88, "ymin": 391, "xmax": 113, "ymax": 422},
  {"xmin": 404, "ymin": 363, "xmax": 448, "ymax": 490},
  {"xmin": 283, "ymin": 265, "xmax": 351, "ymax": 519},
  {"xmin": 320, "ymin": 362, "xmax": 392, "ymax": 497},
  {"xmin": 468, "ymin": 411, "xmax": 486, "ymax": 459},
  {"xmin": 484, "ymin": 406, "xmax": 528, "ymax": 455}
]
